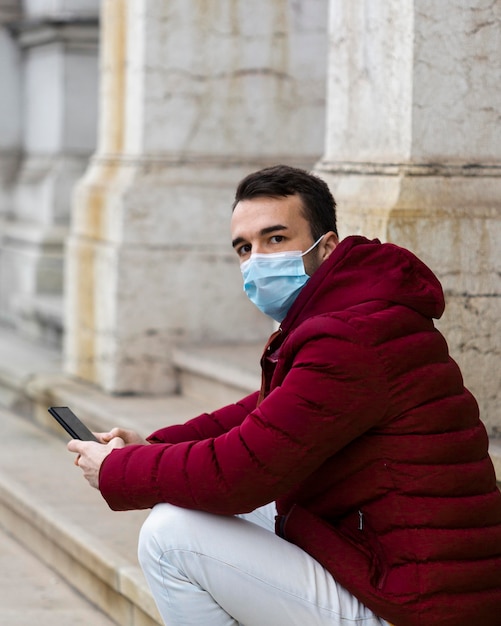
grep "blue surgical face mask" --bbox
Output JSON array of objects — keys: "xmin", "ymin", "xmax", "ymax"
[{"xmin": 240, "ymin": 235, "xmax": 324, "ymax": 322}]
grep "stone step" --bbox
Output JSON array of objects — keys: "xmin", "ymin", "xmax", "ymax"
[
  {"xmin": 0, "ymin": 326, "xmax": 499, "ymax": 626},
  {"xmin": 0, "ymin": 379, "xmax": 222, "ymax": 626},
  {"xmin": 0, "ymin": 525, "xmax": 118, "ymax": 625},
  {"xmin": 0, "ymin": 326, "xmax": 225, "ymax": 626},
  {"xmin": 172, "ymin": 342, "xmax": 263, "ymax": 405},
  {"xmin": 0, "ymin": 405, "xmax": 160, "ymax": 626}
]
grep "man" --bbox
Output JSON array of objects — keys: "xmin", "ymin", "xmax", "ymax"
[{"xmin": 69, "ymin": 165, "xmax": 501, "ymax": 626}]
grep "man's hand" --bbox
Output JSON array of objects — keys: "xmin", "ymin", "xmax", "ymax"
[
  {"xmin": 95, "ymin": 427, "xmax": 148, "ymax": 446},
  {"xmin": 67, "ymin": 437, "xmax": 125, "ymax": 489}
]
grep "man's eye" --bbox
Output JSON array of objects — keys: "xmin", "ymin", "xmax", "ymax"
[
  {"xmin": 271, "ymin": 235, "xmax": 284, "ymax": 244},
  {"xmin": 238, "ymin": 244, "xmax": 251, "ymax": 256}
]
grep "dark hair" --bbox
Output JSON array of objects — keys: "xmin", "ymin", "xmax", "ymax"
[{"xmin": 232, "ymin": 164, "xmax": 337, "ymax": 238}]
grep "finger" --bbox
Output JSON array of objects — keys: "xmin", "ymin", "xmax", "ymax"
[
  {"xmin": 67, "ymin": 439, "xmax": 84, "ymax": 454},
  {"xmin": 93, "ymin": 432, "xmax": 110, "ymax": 443},
  {"xmin": 74, "ymin": 454, "xmax": 81, "ymax": 467}
]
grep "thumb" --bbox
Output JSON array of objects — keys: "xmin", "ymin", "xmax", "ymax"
[
  {"xmin": 100, "ymin": 428, "xmax": 122, "ymax": 443},
  {"xmin": 107, "ymin": 436, "xmax": 125, "ymax": 450}
]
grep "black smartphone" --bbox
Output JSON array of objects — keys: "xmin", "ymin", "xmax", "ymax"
[{"xmin": 48, "ymin": 406, "xmax": 99, "ymax": 442}]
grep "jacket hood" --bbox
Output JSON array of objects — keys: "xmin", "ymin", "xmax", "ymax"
[{"xmin": 282, "ymin": 236, "xmax": 445, "ymax": 332}]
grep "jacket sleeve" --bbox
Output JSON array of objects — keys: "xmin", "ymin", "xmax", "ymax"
[
  {"xmin": 147, "ymin": 391, "xmax": 259, "ymax": 444},
  {"xmin": 99, "ymin": 321, "xmax": 389, "ymax": 513}
]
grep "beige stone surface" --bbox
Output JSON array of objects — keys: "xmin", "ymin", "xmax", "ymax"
[
  {"xmin": 0, "ymin": 527, "xmax": 117, "ymax": 626},
  {"xmin": 0, "ymin": 404, "xmax": 163, "ymax": 624},
  {"xmin": 0, "ymin": 317, "xmax": 498, "ymax": 626},
  {"xmin": 325, "ymin": 0, "xmax": 501, "ymax": 162},
  {"xmin": 317, "ymin": 0, "xmax": 501, "ymax": 436},
  {"xmin": 0, "ymin": 325, "xmax": 262, "ymax": 624},
  {"xmin": 65, "ymin": 0, "xmax": 327, "ymax": 394},
  {"xmin": 0, "ymin": 5, "xmax": 99, "ymax": 347}
]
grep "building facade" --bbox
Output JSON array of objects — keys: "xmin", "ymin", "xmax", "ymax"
[{"xmin": 0, "ymin": 0, "xmax": 499, "ymax": 435}]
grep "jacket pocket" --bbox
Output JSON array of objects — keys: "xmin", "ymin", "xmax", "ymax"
[{"xmin": 341, "ymin": 509, "xmax": 389, "ymax": 590}]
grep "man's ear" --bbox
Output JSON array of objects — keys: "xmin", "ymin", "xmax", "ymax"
[{"xmin": 319, "ymin": 231, "xmax": 339, "ymax": 261}]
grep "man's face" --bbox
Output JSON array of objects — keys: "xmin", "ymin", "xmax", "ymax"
[{"xmin": 231, "ymin": 194, "xmax": 334, "ymax": 276}]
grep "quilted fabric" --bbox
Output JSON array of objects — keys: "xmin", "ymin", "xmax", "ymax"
[{"xmin": 99, "ymin": 236, "xmax": 501, "ymax": 625}]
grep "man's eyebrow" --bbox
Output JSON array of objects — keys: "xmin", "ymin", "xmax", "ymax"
[
  {"xmin": 232, "ymin": 224, "xmax": 288, "ymax": 249},
  {"xmin": 231, "ymin": 236, "xmax": 245, "ymax": 249},
  {"xmin": 260, "ymin": 224, "xmax": 288, "ymax": 236}
]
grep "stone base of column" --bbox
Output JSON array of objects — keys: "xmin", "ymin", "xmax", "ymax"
[
  {"xmin": 0, "ymin": 152, "xmax": 21, "ymax": 215},
  {"xmin": 64, "ymin": 156, "xmax": 277, "ymax": 395},
  {"xmin": 14, "ymin": 154, "xmax": 90, "ymax": 224},
  {"xmin": 0, "ymin": 219, "xmax": 66, "ymax": 347},
  {"xmin": 0, "ymin": 154, "xmax": 90, "ymax": 346},
  {"xmin": 316, "ymin": 161, "xmax": 501, "ymax": 436}
]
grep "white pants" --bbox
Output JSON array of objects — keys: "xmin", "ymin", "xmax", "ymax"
[{"xmin": 138, "ymin": 502, "xmax": 390, "ymax": 626}]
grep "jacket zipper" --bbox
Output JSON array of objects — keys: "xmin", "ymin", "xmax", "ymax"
[{"xmin": 358, "ymin": 509, "xmax": 388, "ymax": 590}]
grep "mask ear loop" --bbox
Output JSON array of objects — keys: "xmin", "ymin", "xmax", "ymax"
[{"xmin": 301, "ymin": 234, "xmax": 325, "ymax": 257}]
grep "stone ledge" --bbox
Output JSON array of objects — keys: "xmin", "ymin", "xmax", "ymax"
[
  {"xmin": 0, "ymin": 406, "xmax": 161, "ymax": 626},
  {"xmin": 172, "ymin": 342, "xmax": 262, "ymax": 405},
  {"xmin": 27, "ymin": 372, "xmax": 216, "ymax": 440}
]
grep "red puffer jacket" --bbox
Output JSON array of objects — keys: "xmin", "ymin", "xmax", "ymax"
[{"xmin": 99, "ymin": 236, "xmax": 501, "ymax": 626}]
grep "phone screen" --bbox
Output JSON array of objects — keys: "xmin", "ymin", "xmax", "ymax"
[{"xmin": 48, "ymin": 406, "xmax": 99, "ymax": 442}]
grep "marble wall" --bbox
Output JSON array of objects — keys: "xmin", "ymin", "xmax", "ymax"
[
  {"xmin": 0, "ymin": 0, "xmax": 499, "ymax": 434},
  {"xmin": 317, "ymin": 0, "xmax": 501, "ymax": 434},
  {"xmin": 0, "ymin": 0, "xmax": 99, "ymax": 343},
  {"xmin": 65, "ymin": 0, "xmax": 329, "ymax": 394}
]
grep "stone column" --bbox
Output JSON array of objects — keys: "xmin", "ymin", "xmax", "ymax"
[
  {"xmin": 317, "ymin": 0, "xmax": 501, "ymax": 434},
  {"xmin": 0, "ymin": 0, "xmax": 99, "ymax": 345},
  {"xmin": 0, "ymin": 1, "xmax": 22, "ymax": 321},
  {"xmin": 0, "ymin": 1, "xmax": 21, "ymax": 216},
  {"xmin": 65, "ymin": 0, "xmax": 329, "ymax": 394}
]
